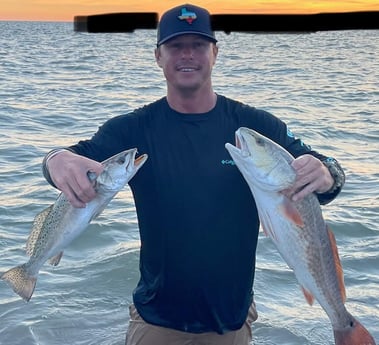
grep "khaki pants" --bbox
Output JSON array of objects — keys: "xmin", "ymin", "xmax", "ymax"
[{"xmin": 125, "ymin": 303, "xmax": 258, "ymax": 345}]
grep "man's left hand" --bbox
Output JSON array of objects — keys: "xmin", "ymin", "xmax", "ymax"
[{"xmin": 284, "ymin": 154, "xmax": 334, "ymax": 202}]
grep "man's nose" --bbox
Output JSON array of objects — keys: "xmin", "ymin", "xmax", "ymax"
[{"xmin": 181, "ymin": 45, "xmax": 194, "ymax": 58}]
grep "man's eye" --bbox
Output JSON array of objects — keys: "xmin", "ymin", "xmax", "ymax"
[{"xmin": 169, "ymin": 43, "xmax": 181, "ymax": 49}]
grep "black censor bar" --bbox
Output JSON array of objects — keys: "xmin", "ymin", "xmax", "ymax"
[
  {"xmin": 74, "ymin": 13, "xmax": 158, "ymax": 32},
  {"xmin": 74, "ymin": 11, "xmax": 379, "ymax": 33}
]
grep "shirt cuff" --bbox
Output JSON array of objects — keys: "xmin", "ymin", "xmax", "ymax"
[
  {"xmin": 316, "ymin": 157, "xmax": 346, "ymax": 205},
  {"xmin": 42, "ymin": 148, "xmax": 69, "ymax": 188}
]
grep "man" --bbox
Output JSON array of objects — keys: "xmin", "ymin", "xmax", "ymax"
[{"xmin": 43, "ymin": 4, "xmax": 345, "ymax": 345}]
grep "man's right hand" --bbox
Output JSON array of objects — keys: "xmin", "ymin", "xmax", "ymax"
[{"xmin": 47, "ymin": 150, "xmax": 104, "ymax": 208}]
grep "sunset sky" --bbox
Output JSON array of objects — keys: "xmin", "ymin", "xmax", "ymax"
[{"xmin": 1, "ymin": 0, "xmax": 379, "ymax": 22}]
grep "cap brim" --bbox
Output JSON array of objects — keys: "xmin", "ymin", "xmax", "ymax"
[{"xmin": 157, "ymin": 31, "xmax": 217, "ymax": 46}]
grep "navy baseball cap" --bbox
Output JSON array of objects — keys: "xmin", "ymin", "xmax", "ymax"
[{"xmin": 157, "ymin": 4, "xmax": 217, "ymax": 46}]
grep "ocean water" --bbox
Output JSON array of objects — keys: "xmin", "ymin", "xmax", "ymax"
[{"xmin": 0, "ymin": 21, "xmax": 378, "ymax": 344}]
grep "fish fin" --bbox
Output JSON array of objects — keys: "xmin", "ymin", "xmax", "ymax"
[
  {"xmin": 279, "ymin": 197, "xmax": 304, "ymax": 228},
  {"xmin": 261, "ymin": 224, "xmax": 270, "ymax": 237},
  {"xmin": 0, "ymin": 264, "xmax": 37, "ymax": 302},
  {"xmin": 301, "ymin": 286, "xmax": 315, "ymax": 306},
  {"xmin": 259, "ymin": 212, "xmax": 271, "ymax": 237},
  {"xmin": 49, "ymin": 251, "xmax": 64, "ymax": 266},
  {"xmin": 26, "ymin": 205, "xmax": 54, "ymax": 256},
  {"xmin": 327, "ymin": 226, "xmax": 346, "ymax": 303},
  {"xmin": 261, "ymin": 223, "xmax": 276, "ymax": 241},
  {"xmin": 258, "ymin": 209, "xmax": 277, "ymax": 241},
  {"xmin": 334, "ymin": 316, "xmax": 376, "ymax": 345}
]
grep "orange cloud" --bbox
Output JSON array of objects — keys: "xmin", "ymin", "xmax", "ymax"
[{"xmin": 1, "ymin": 0, "xmax": 378, "ymax": 21}]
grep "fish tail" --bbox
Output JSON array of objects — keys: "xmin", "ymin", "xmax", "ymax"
[
  {"xmin": 334, "ymin": 317, "xmax": 376, "ymax": 345},
  {"xmin": 0, "ymin": 264, "xmax": 37, "ymax": 302}
]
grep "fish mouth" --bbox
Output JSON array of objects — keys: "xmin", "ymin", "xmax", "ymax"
[
  {"xmin": 124, "ymin": 149, "xmax": 148, "ymax": 172},
  {"xmin": 236, "ymin": 133, "xmax": 242, "ymax": 149},
  {"xmin": 235, "ymin": 130, "xmax": 251, "ymax": 158},
  {"xmin": 118, "ymin": 149, "xmax": 148, "ymax": 171},
  {"xmin": 224, "ymin": 129, "xmax": 251, "ymax": 159},
  {"xmin": 134, "ymin": 153, "xmax": 148, "ymax": 168}
]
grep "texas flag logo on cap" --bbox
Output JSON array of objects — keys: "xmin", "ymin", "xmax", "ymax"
[{"xmin": 178, "ymin": 7, "xmax": 197, "ymax": 24}]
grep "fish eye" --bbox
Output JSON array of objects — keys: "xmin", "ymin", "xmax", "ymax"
[
  {"xmin": 117, "ymin": 156, "xmax": 126, "ymax": 164},
  {"xmin": 255, "ymin": 138, "xmax": 265, "ymax": 146}
]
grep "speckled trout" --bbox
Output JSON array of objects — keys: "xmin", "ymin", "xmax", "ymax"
[
  {"xmin": 225, "ymin": 127, "xmax": 375, "ymax": 345},
  {"xmin": 1, "ymin": 148, "xmax": 147, "ymax": 302}
]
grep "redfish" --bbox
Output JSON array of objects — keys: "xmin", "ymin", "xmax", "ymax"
[{"xmin": 225, "ymin": 127, "xmax": 375, "ymax": 345}]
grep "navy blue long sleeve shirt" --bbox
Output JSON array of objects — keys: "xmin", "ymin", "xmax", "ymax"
[{"xmin": 45, "ymin": 95, "xmax": 344, "ymax": 334}]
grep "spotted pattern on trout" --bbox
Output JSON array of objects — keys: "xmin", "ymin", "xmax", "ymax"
[{"xmin": 26, "ymin": 198, "xmax": 70, "ymax": 258}]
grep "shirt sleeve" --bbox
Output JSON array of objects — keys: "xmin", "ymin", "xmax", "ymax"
[
  {"xmin": 41, "ymin": 112, "xmax": 138, "ymax": 188},
  {"xmin": 239, "ymin": 105, "xmax": 346, "ymax": 205},
  {"xmin": 280, "ymin": 124, "xmax": 345, "ymax": 205}
]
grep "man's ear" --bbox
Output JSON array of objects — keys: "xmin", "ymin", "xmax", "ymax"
[
  {"xmin": 212, "ymin": 44, "xmax": 218, "ymax": 65},
  {"xmin": 155, "ymin": 47, "xmax": 162, "ymax": 68}
]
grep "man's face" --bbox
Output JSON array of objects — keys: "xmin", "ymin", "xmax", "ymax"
[{"xmin": 155, "ymin": 34, "xmax": 218, "ymax": 93}]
